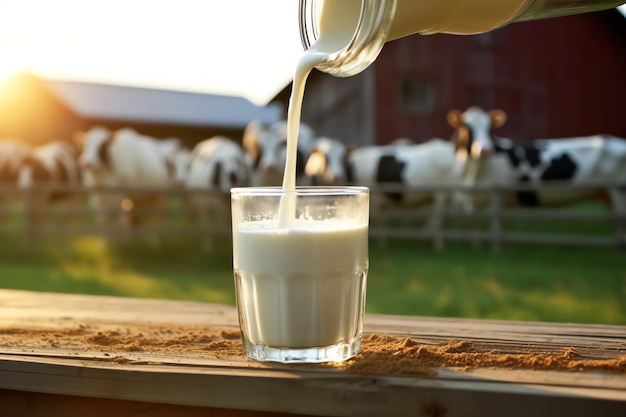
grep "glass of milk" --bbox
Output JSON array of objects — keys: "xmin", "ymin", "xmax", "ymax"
[{"xmin": 231, "ymin": 186, "xmax": 369, "ymax": 363}]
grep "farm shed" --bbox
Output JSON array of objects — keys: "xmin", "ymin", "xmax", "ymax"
[
  {"xmin": 272, "ymin": 9, "xmax": 626, "ymax": 147},
  {"xmin": 0, "ymin": 73, "xmax": 282, "ymax": 148}
]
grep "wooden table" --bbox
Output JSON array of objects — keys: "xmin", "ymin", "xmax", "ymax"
[{"xmin": 0, "ymin": 289, "xmax": 624, "ymax": 417}]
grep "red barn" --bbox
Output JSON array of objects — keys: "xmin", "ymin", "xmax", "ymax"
[{"xmin": 274, "ymin": 9, "xmax": 626, "ymax": 146}]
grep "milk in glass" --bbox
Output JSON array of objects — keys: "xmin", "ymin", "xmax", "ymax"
[
  {"xmin": 232, "ymin": 1, "xmax": 369, "ymax": 363},
  {"xmin": 232, "ymin": 187, "xmax": 369, "ymax": 362},
  {"xmin": 233, "ymin": 219, "xmax": 368, "ymax": 349}
]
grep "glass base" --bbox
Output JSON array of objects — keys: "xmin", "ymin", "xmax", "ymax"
[{"xmin": 241, "ymin": 336, "xmax": 361, "ymax": 363}]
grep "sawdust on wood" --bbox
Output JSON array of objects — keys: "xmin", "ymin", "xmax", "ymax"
[{"xmin": 1, "ymin": 325, "xmax": 624, "ymax": 375}]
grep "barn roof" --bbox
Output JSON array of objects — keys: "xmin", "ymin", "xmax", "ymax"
[{"xmin": 47, "ymin": 79, "xmax": 282, "ymax": 129}]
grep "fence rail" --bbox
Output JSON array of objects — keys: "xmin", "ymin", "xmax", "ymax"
[{"xmin": 0, "ymin": 182, "xmax": 624, "ymax": 252}]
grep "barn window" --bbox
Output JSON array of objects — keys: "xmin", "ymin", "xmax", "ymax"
[{"xmin": 397, "ymin": 79, "xmax": 436, "ymax": 114}]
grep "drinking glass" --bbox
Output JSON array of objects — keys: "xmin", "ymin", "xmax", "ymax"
[{"xmin": 231, "ymin": 186, "xmax": 369, "ymax": 363}]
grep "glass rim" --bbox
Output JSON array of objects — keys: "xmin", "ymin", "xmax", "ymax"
[{"xmin": 230, "ymin": 186, "xmax": 369, "ymax": 196}]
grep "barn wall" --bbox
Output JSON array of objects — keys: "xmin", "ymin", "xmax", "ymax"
[
  {"xmin": 517, "ymin": 12, "xmax": 626, "ymax": 139},
  {"xmin": 373, "ymin": 9, "xmax": 626, "ymax": 145},
  {"xmin": 299, "ymin": 69, "xmax": 376, "ymax": 146},
  {"xmin": 374, "ymin": 34, "xmax": 464, "ymax": 144}
]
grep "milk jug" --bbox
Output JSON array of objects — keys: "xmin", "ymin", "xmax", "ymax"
[{"xmin": 299, "ymin": 0, "xmax": 625, "ymax": 76}]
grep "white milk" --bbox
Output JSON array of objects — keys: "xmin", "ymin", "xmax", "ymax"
[
  {"xmin": 233, "ymin": 1, "xmax": 368, "ymax": 358},
  {"xmin": 277, "ymin": 0, "xmax": 362, "ymax": 228},
  {"xmin": 233, "ymin": 220, "xmax": 368, "ymax": 347},
  {"xmin": 389, "ymin": 0, "xmax": 531, "ymax": 37},
  {"xmin": 306, "ymin": 0, "xmax": 611, "ymax": 42}
]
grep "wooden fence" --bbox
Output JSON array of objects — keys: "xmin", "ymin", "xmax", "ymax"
[
  {"xmin": 368, "ymin": 181, "xmax": 626, "ymax": 252},
  {"xmin": 0, "ymin": 182, "xmax": 624, "ymax": 252}
]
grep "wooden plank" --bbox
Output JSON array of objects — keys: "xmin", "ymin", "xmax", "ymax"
[
  {"xmin": 2, "ymin": 349, "xmax": 625, "ymax": 393},
  {"xmin": 0, "ymin": 289, "xmax": 240, "ymax": 328},
  {"xmin": 0, "ymin": 289, "xmax": 625, "ymax": 417},
  {"xmin": 0, "ymin": 389, "xmax": 315, "ymax": 417},
  {"xmin": 1, "ymin": 355, "xmax": 624, "ymax": 417},
  {"xmin": 3, "ymin": 289, "xmax": 624, "ymax": 342}
]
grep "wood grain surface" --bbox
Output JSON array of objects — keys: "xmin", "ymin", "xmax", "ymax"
[{"xmin": 0, "ymin": 289, "xmax": 624, "ymax": 417}]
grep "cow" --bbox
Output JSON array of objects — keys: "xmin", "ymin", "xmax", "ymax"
[
  {"xmin": 304, "ymin": 137, "xmax": 352, "ymax": 185},
  {"xmin": 305, "ymin": 137, "xmax": 460, "ymax": 205},
  {"xmin": 242, "ymin": 120, "xmax": 315, "ymax": 186},
  {"xmin": 0, "ymin": 139, "xmax": 32, "ymax": 223},
  {"xmin": 154, "ymin": 137, "xmax": 192, "ymax": 187},
  {"xmin": 17, "ymin": 140, "xmax": 83, "ymax": 227},
  {"xmin": 185, "ymin": 135, "xmax": 249, "ymax": 250},
  {"xmin": 0, "ymin": 139, "xmax": 31, "ymax": 183},
  {"xmin": 448, "ymin": 106, "xmax": 626, "ymax": 208},
  {"xmin": 304, "ymin": 136, "xmax": 469, "ymax": 249},
  {"xmin": 305, "ymin": 137, "xmax": 390, "ymax": 186},
  {"xmin": 18, "ymin": 140, "xmax": 81, "ymax": 190},
  {"xmin": 76, "ymin": 127, "xmax": 179, "ymax": 245},
  {"xmin": 304, "ymin": 134, "xmax": 524, "ymax": 248}
]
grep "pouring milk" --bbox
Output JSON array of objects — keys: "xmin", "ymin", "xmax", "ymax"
[
  {"xmin": 299, "ymin": 0, "xmax": 626, "ymax": 78},
  {"xmin": 277, "ymin": 0, "xmax": 362, "ymax": 227},
  {"xmin": 234, "ymin": 0, "xmax": 626, "ymax": 362},
  {"xmin": 231, "ymin": 1, "xmax": 369, "ymax": 361}
]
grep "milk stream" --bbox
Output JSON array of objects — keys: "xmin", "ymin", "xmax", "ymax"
[
  {"xmin": 277, "ymin": 0, "xmax": 362, "ymax": 228},
  {"xmin": 235, "ymin": 0, "xmax": 368, "ymax": 356}
]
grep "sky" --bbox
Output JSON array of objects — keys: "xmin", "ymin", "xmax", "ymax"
[
  {"xmin": 1, "ymin": 2, "xmax": 625, "ymax": 106},
  {"xmin": 0, "ymin": 0, "xmax": 303, "ymax": 105}
]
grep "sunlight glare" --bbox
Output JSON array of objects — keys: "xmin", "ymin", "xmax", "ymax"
[
  {"xmin": 0, "ymin": 0, "xmax": 302, "ymax": 104},
  {"xmin": 0, "ymin": 69, "xmax": 17, "ymax": 88}
]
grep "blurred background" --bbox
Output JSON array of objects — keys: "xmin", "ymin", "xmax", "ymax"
[{"xmin": 0, "ymin": 1, "xmax": 624, "ymax": 325}]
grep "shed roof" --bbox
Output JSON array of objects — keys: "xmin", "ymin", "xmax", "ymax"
[{"xmin": 47, "ymin": 79, "xmax": 283, "ymax": 128}]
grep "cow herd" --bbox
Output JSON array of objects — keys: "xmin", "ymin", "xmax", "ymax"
[{"xmin": 0, "ymin": 106, "xmax": 625, "ymax": 248}]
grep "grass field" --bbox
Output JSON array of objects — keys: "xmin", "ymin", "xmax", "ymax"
[{"xmin": 0, "ymin": 227, "xmax": 624, "ymax": 325}]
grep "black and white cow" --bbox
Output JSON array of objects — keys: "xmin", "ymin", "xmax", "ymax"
[
  {"xmin": 0, "ymin": 139, "xmax": 32, "ymax": 222},
  {"xmin": 242, "ymin": 120, "xmax": 315, "ymax": 186},
  {"xmin": 17, "ymin": 140, "xmax": 82, "ymax": 210},
  {"xmin": 186, "ymin": 136, "xmax": 249, "ymax": 191},
  {"xmin": 304, "ymin": 134, "xmax": 520, "ymax": 249},
  {"xmin": 304, "ymin": 137, "xmax": 353, "ymax": 185},
  {"xmin": 305, "ymin": 137, "xmax": 460, "ymax": 205},
  {"xmin": 16, "ymin": 140, "xmax": 83, "ymax": 226},
  {"xmin": 448, "ymin": 106, "xmax": 626, "ymax": 209},
  {"xmin": 0, "ymin": 139, "xmax": 31, "ymax": 183},
  {"xmin": 185, "ymin": 135, "xmax": 249, "ymax": 249},
  {"xmin": 155, "ymin": 137, "xmax": 192, "ymax": 188},
  {"xmin": 304, "ymin": 136, "xmax": 466, "ymax": 247},
  {"xmin": 18, "ymin": 141, "xmax": 81, "ymax": 190},
  {"xmin": 76, "ymin": 127, "xmax": 180, "ymax": 245}
]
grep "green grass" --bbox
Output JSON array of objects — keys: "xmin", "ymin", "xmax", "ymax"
[
  {"xmin": 0, "ymin": 230, "xmax": 624, "ymax": 325},
  {"xmin": 0, "ymin": 235, "xmax": 236, "ymax": 305},
  {"xmin": 367, "ymin": 240, "xmax": 625, "ymax": 324}
]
